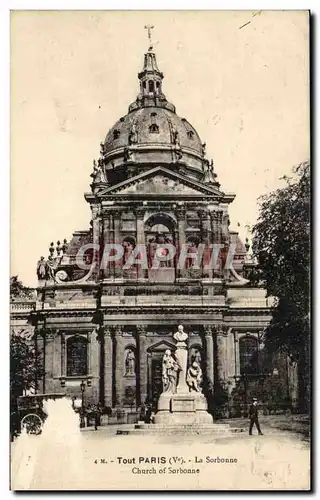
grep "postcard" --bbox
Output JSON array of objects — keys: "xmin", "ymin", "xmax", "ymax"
[{"xmin": 10, "ymin": 10, "xmax": 310, "ymax": 491}]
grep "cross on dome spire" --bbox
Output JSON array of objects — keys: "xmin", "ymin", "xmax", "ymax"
[{"xmin": 144, "ymin": 24, "xmax": 154, "ymax": 51}]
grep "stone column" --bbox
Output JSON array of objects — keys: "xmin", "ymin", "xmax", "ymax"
[
  {"xmin": 215, "ymin": 325, "xmax": 228, "ymax": 384},
  {"xmin": 137, "ymin": 326, "xmax": 148, "ymax": 405},
  {"xmin": 234, "ymin": 332, "xmax": 240, "ymax": 377},
  {"xmin": 60, "ymin": 333, "xmax": 66, "ymax": 377},
  {"xmin": 91, "ymin": 204, "xmax": 101, "ymax": 280},
  {"xmin": 204, "ymin": 326, "xmax": 214, "ymax": 388},
  {"xmin": 197, "ymin": 209, "xmax": 205, "ymax": 279},
  {"xmin": 202, "ymin": 212, "xmax": 214, "ymax": 280},
  {"xmin": 113, "ymin": 210, "xmax": 122, "ymax": 278},
  {"xmin": 135, "ymin": 207, "xmax": 147, "ymax": 279},
  {"xmin": 214, "ymin": 211, "xmax": 224, "ymax": 278},
  {"xmin": 89, "ymin": 329, "xmax": 100, "ymax": 402},
  {"xmin": 87, "ymin": 333, "xmax": 91, "ymax": 376},
  {"xmin": 176, "ymin": 206, "xmax": 186, "ymax": 279},
  {"xmin": 114, "ymin": 326, "xmax": 124, "ymax": 406},
  {"xmin": 104, "ymin": 328, "xmax": 113, "ymax": 407},
  {"xmin": 102, "ymin": 212, "xmax": 112, "ymax": 279},
  {"xmin": 45, "ymin": 330, "xmax": 56, "ymax": 392},
  {"xmin": 37, "ymin": 329, "xmax": 45, "ymax": 393}
]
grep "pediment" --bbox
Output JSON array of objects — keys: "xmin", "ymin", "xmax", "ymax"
[
  {"xmin": 147, "ymin": 339, "xmax": 176, "ymax": 353},
  {"xmin": 98, "ymin": 166, "xmax": 222, "ymax": 198}
]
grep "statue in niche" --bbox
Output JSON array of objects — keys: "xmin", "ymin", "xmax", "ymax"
[
  {"xmin": 186, "ymin": 361, "xmax": 203, "ymax": 393},
  {"xmin": 162, "ymin": 349, "xmax": 181, "ymax": 394},
  {"xmin": 125, "ymin": 348, "xmax": 136, "ymax": 376},
  {"xmin": 186, "ymin": 238, "xmax": 200, "ymax": 269},
  {"xmin": 148, "ymin": 233, "xmax": 173, "ymax": 268},
  {"xmin": 36, "ymin": 256, "xmax": 47, "ymax": 280},
  {"xmin": 122, "ymin": 239, "xmax": 135, "ymax": 266}
]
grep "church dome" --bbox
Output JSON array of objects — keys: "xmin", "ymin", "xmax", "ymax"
[
  {"xmin": 104, "ymin": 107, "xmax": 203, "ymax": 159},
  {"xmin": 101, "ymin": 46, "xmax": 206, "ymax": 183}
]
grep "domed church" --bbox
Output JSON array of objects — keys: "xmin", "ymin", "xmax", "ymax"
[{"xmin": 11, "ymin": 38, "xmax": 296, "ymax": 419}]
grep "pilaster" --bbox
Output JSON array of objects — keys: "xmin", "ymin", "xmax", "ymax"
[
  {"xmin": 137, "ymin": 325, "xmax": 148, "ymax": 405},
  {"xmin": 203, "ymin": 325, "xmax": 214, "ymax": 388},
  {"xmin": 104, "ymin": 327, "xmax": 113, "ymax": 407}
]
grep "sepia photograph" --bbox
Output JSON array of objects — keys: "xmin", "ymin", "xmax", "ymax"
[{"xmin": 10, "ymin": 10, "xmax": 310, "ymax": 491}]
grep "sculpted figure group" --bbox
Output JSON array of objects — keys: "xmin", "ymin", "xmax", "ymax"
[{"xmin": 162, "ymin": 326, "xmax": 203, "ymax": 394}]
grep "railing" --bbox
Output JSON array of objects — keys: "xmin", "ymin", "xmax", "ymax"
[{"xmin": 10, "ymin": 300, "xmax": 36, "ymax": 313}]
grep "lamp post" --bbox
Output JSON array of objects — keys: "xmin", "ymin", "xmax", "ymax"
[{"xmin": 80, "ymin": 380, "xmax": 86, "ymax": 428}]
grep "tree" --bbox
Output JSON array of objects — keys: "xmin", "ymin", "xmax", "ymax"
[
  {"xmin": 10, "ymin": 275, "xmax": 35, "ymax": 299},
  {"xmin": 10, "ymin": 332, "xmax": 43, "ymax": 403},
  {"xmin": 252, "ymin": 161, "xmax": 310, "ymax": 411}
]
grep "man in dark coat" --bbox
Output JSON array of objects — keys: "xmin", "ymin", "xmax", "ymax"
[{"xmin": 249, "ymin": 397, "xmax": 263, "ymax": 435}]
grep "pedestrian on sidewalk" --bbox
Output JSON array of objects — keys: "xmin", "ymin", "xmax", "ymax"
[{"xmin": 249, "ymin": 397, "xmax": 263, "ymax": 435}]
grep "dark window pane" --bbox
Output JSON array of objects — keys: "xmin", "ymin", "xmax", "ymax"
[
  {"xmin": 239, "ymin": 337, "xmax": 259, "ymax": 375},
  {"xmin": 67, "ymin": 337, "xmax": 87, "ymax": 376}
]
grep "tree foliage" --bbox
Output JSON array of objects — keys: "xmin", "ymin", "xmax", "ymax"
[
  {"xmin": 252, "ymin": 161, "xmax": 310, "ymax": 362},
  {"xmin": 10, "ymin": 333, "xmax": 43, "ymax": 405},
  {"xmin": 10, "ymin": 276, "xmax": 35, "ymax": 299}
]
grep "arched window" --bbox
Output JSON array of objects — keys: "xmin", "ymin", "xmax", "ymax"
[
  {"xmin": 113, "ymin": 129, "xmax": 120, "ymax": 140},
  {"xmin": 149, "ymin": 124, "xmax": 159, "ymax": 134},
  {"xmin": 66, "ymin": 336, "xmax": 88, "ymax": 377},
  {"xmin": 148, "ymin": 80, "xmax": 155, "ymax": 92},
  {"xmin": 239, "ymin": 336, "xmax": 259, "ymax": 375}
]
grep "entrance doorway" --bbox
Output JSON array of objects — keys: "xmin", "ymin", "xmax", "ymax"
[{"xmin": 150, "ymin": 357, "xmax": 163, "ymax": 409}]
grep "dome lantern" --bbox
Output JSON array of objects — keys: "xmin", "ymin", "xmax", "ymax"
[{"xmin": 128, "ymin": 26, "xmax": 175, "ymax": 113}]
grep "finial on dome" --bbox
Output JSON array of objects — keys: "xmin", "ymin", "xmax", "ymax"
[{"xmin": 144, "ymin": 24, "xmax": 154, "ymax": 51}]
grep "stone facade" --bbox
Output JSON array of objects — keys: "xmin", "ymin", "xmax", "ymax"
[{"xmin": 10, "ymin": 44, "xmax": 297, "ymax": 416}]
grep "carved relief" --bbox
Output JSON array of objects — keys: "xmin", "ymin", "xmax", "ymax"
[{"xmin": 113, "ymin": 175, "xmax": 203, "ymax": 195}]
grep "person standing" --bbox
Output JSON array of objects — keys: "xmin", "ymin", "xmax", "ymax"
[{"xmin": 249, "ymin": 397, "xmax": 263, "ymax": 435}]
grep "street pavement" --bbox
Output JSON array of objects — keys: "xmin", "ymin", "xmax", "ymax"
[{"xmin": 11, "ymin": 418, "xmax": 310, "ymax": 491}]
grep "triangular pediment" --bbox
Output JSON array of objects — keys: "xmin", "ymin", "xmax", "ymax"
[
  {"xmin": 147, "ymin": 339, "xmax": 176, "ymax": 353},
  {"xmin": 97, "ymin": 166, "xmax": 223, "ymax": 198}
]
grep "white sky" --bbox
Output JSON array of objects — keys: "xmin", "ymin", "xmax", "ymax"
[{"xmin": 10, "ymin": 10, "xmax": 310, "ymax": 287}]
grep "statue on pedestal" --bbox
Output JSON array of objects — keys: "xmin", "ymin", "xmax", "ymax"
[
  {"xmin": 36, "ymin": 256, "xmax": 47, "ymax": 280},
  {"xmin": 162, "ymin": 349, "xmax": 181, "ymax": 394},
  {"xmin": 173, "ymin": 324, "xmax": 188, "ymax": 344},
  {"xmin": 154, "ymin": 325, "xmax": 213, "ymax": 424},
  {"xmin": 186, "ymin": 361, "xmax": 203, "ymax": 393}
]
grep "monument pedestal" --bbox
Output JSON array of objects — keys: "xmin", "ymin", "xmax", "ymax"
[{"xmin": 154, "ymin": 391, "xmax": 213, "ymax": 424}]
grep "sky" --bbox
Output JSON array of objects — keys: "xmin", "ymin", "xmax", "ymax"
[{"xmin": 10, "ymin": 10, "xmax": 310, "ymax": 287}]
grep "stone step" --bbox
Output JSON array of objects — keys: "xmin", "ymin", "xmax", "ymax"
[
  {"xmin": 116, "ymin": 428, "xmax": 242, "ymax": 436},
  {"xmin": 115, "ymin": 422, "xmax": 246, "ymax": 436},
  {"xmin": 134, "ymin": 423, "xmax": 230, "ymax": 430}
]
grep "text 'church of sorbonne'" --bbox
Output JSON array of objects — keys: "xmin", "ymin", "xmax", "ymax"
[{"xmin": 11, "ymin": 32, "xmax": 299, "ymax": 419}]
